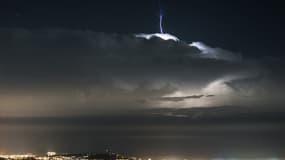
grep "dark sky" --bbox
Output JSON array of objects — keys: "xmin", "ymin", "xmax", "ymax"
[
  {"xmin": 0, "ymin": 0, "xmax": 285, "ymax": 159},
  {"xmin": 1, "ymin": 0, "xmax": 285, "ymax": 57}
]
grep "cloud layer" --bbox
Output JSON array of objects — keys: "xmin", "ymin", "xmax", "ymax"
[{"xmin": 0, "ymin": 29, "xmax": 283, "ymax": 116}]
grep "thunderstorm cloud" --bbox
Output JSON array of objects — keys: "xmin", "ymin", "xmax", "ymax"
[{"xmin": 0, "ymin": 28, "xmax": 283, "ymax": 116}]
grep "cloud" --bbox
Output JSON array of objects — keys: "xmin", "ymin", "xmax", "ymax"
[
  {"xmin": 157, "ymin": 95, "xmax": 204, "ymax": 102},
  {"xmin": 190, "ymin": 42, "xmax": 242, "ymax": 62},
  {"xmin": 135, "ymin": 33, "xmax": 180, "ymax": 41},
  {"xmin": 0, "ymin": 28, "xmax": 277, "ymax": 116},
  {"xmin": 224, "ymin": 75, "xmax": 266, "ymax": 97},
  {"xmin": 149, "ymin": 105, "xmax": 285, "ymax": 120}
]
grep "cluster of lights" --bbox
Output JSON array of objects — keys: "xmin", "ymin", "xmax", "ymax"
[
  {"xmin": 47, "ymin": 152, "xmax": 57, "ymax": 157},
  {"xmin": 0, "ymin": 154, "xmax": 36, "ymax": 159},
  {"xmin": 1, "ymin": 153, "xmax": 281, "ymax": 160}
]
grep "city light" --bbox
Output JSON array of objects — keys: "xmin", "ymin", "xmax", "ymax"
[{"xmin": 47, "ymin": 152, "xmax": 57, "ymax": 157}]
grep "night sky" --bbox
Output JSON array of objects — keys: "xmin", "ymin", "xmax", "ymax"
[
  {"xmin": 0, "ymin": 0, "xmax": 285, "ymax": 159},
  {"xmin": 1, "ymin": 0, "xmax": 285, "ymax": 57}
]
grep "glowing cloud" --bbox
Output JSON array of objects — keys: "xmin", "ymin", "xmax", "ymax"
[
  {"xmin": 190, "ymin": 42, "xmax": 242, "ymax": 62},
  {"xmin": 135, "ymin": 33, "xmax": 180, "ymax": 41}
]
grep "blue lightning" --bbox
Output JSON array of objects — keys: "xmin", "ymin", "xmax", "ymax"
[
  {"xmin": 160, "ymin": 13, "xmax": 164, "ymax": 34},
  {"xmin": 159, "ymin": 0, "xmax": 164, "ymax": 34}
]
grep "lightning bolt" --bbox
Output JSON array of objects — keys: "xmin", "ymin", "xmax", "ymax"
[
  {"xmin": 159, "ymin": 0, "xmax": 164, "ymax": 34},
  {"xmin": 160, "ymin": 13, "xmax": 164, "ymax": 34}
]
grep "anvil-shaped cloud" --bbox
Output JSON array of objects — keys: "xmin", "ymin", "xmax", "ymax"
[{"xmin": 0, "ymin": 29, "xmax": 283, "ymax": 117}]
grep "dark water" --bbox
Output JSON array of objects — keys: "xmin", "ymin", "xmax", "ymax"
[{"xmin": 0, "ymin": 116, "xmax": 284, "ymax": 159}]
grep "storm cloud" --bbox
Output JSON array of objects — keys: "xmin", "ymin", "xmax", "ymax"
[{"xmin": 0, "ymin": 28, "xmax": 283, "ymax": 116}]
